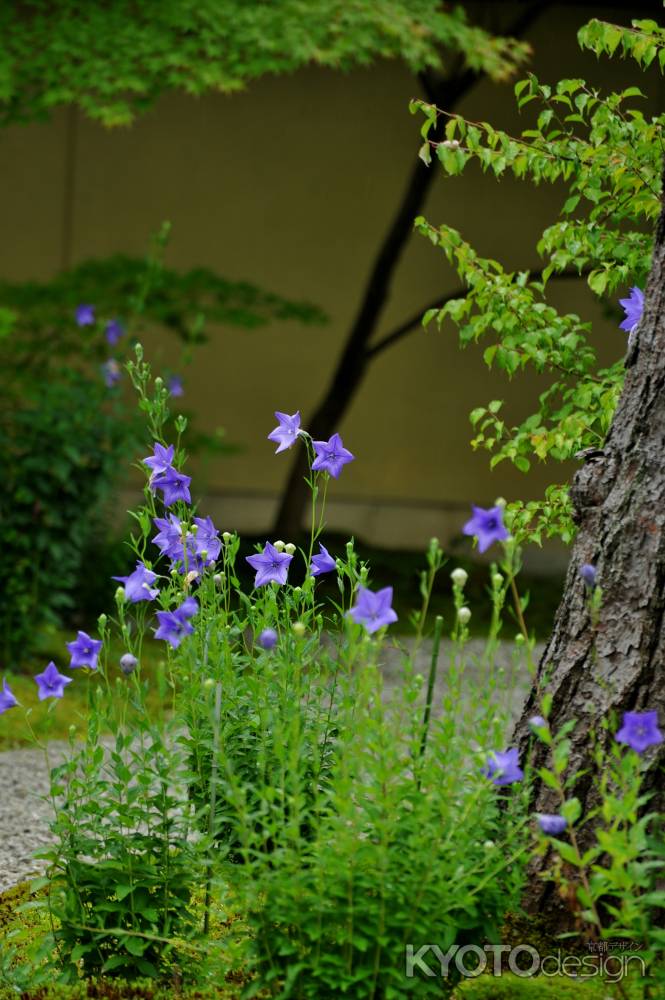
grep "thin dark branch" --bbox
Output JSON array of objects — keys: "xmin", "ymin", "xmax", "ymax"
[{"xmin": 365, "ymin": 266, "xmax": 592, "ymax": 361}]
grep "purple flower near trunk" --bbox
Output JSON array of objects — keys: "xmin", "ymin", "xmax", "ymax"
[
  {"xmin": 120, "ymin": 653, "xmax": 139, "ymax": 676},
  {"xmin": 268, "ymin": 411, "xmax": 302, "ymax": 454},
  {"xmin": 579, "ymin": 563, "xmax": 597, "ymax": 588},
  {"xmin": 619, "ymin": 287, "xmax": 644, "ymax": 332},
  {"xmin": 462, "ymin": 505, "xmax": 509, "ymax": 554},
  {"xmin": 154, "ymin": 596, "xmax": 199, "ymax": 648},
  {"xmin": 312, "ymin": 433, "xmax": 355, "ymax": 479},
  {"xmin": 101, "ymin": 359, "xmax": 121, "ymax": 388},
  {"xmin": 311, "ymin": 543, "xmax": 336, "ymax": 577},
  {"xmin": 0, "ymin": 679, "xmax": 18, "ymax": 714},
  {"xmin": 112, "ymin": 561, "xmax": 159, "ymax": 603},
  {"xmin": 143, "ymin": 443, "xmax": 175, "ymax": 479},
  {"xmin": 528, "ymin": 715, "xmax": 548, "ymax": 732},
  {"xmin": 151, "ymin": 467, "xmax": 192, "ymax": 507},
  {"xmin": 66, "ymin": 631, "xmax": 102, "ymax": 670},
  {"xmin": 537, "ymin": 814, "xmax": 567, "ymax": 835},
  {"xmin": 482, "ymin": 748, "xmax": 523, "ymax": 786},
  {"xmin": 75, "ymin": 304, "xmax": 95, "ymax": 327},
  {"xmin": 257, "ymin": 628, "xmax": 278, "ymax": 650},
  {"xmin": 348, "ymin": 586, "xmax": 398, "ymax": 634},
  {"xmin": 246, "ymin": 542, "xmax": 293, "ymax": 587},
  {"xmin": 34, "ymin": 662, "xmax": 72, "ymax": 701},
  {"xmin": 105, "ymin": 319, "xmax": 124, "ymax": 345},
  {"xmin": 616, "ymin": 711, "xmax": 663, "ymax": 754},
  {"xmin": 168, "ymin": 375, "xmax": 184, "ymax": 397}
]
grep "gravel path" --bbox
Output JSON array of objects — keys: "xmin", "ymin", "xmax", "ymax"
[{"xmin": 0, "ymin": 640, "xmax": 541, "ymax": 895}]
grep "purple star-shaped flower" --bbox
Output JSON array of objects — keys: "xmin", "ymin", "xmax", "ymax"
[
  {"xmin": 152, "ymin": 467, "xmax": 192, "ymax": 507},
  {"xmin": 105, "ymin": 319, "xmax": 124, "ymax": 346},
  {"xmin": 246, "ymin": 541, "xmax": 293, "ymax": 587},
  {"xmin": 75, "ymin": 304, "xmax": 95, "ymax": 327},
  {"xmin": 192, "ymin": 515, "xmax": 221, "ymax": 566},
  {"xmin": 616, "ymin": 711, "xmax": 663, "ymax": 754},
  {"xmin": 619, "ymin": 286, "xmax": 644, "ymax": 332},
  {"xmin": 536, "ymin": 814, "xmax": 567, "ymax": 835},
  {"xmin": 462, "ymin": 505, "xmax": 509, "ymax": 554},
  {"xmin": 168, "ymin": 375, "xmax": 184, "ymax": 397},
  {"xmin": 34, "ymin": 662, "xmax": 73, "ymax": 701},
  {"xmin": 143, "ymin": 443, "xmax": 175, "ymax": 479},
  {"xmin": 0, "ymin": 679, "xmax": 18, "ymax": 714},
  {"xmin": 311, "ymin": 433, "xmax": 355, "ymax": 479},
  {"xmin": 257, "ymin": 627, "xmax": 278, "ymax": 650},
  {"xmin": 268, "ymin": 411, "xmax": 302, "ymax": 454},
  {"xmin": 348, "ymin": 586, "xmax": 398, "ymax": 635},
  {"xmin": 482, "ymin": 748, "xmax": 524, "ymax": 786},
  {"xmin": 112, "ymin": 561, "xmax": 160, "ymax": 603},
  {"xmin": 311, "ymin": 543, "xmax": 336, "ymax": 577},
  {"xmin": 153, "ymin": 514, "xmax": 185, "ymax": 562},
  {"xmin": 66, "ymin": 631, "xmax": 102, "ymax": 670},
  {"xmin": 154, "ymin": 596, "xmax": 199, "ymax": 648},
  {"xmin": 101, "ymin": 359, "xmax": 121, "ymax": 388},
  {"xmin": 579, "ymin": 563, "xmax": 597, "ymax": 588}
]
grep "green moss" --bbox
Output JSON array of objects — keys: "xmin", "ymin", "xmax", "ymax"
[{"xmin": 455, "ymin": 975, "xmax": 645, "ymax": 998}]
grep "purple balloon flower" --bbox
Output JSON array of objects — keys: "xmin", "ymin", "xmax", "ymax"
[
  {"xmin": 112, "ymin": 561, "xmax": 160, "ymax": 603},
  {"xmin": 579, "ymin": 563, "xmax": 597, "ymax": 588},
  {"xmin": 153, "ymin": 514, "xmax": 185, "ymax": 562},
  {"xmin": 143, "ymin": 443, "xmax": 175, "ymax": 479},
  {"xmin": 619, "ymin": 286, "xmax": 644, "ymax": 332},
  {"xmin": 75, "ymin": 304, "xmax": 95, "ymax": 327},
  {"xmin": 348, "ymin": 585, "xmax": 398, "ymax": 635},
  {"xmin": 101, "ymin": 359, "xmax": 121, "ymax": 388},
  {"xmin": 616, "ymin": 711, "xmax": 663, "ymax": 754},
  {"xmin": 311, "ymin": 543, "xmax": 336, "ymax": 577},
  {"xmin": 537, "ymin": 814, "xmax": 567, "ymax": 835},
  {"xmin": 34, "ymin": 662, "xmax": 73, "ymax": 701},
  {"xmin": 0, "ymin": 679, "xmax": 19, "ymax": 714},
  {"xmin": 312, "ymin": 433, "xmax": 355, "ymax": 479},
  {"xmin": 120, "ymin": 653, "xmax": 139, "ymax": 676},
  {"xmin": 528, "ymin": 715, "xmax": 548, "ymax": 732},
  {"xmin": 192, "ymin": 515, "xmax": 222, "ymax": 566},
  {"xmin": 168, "ymin": 375, "xmax": 184, "ymax": 397},
  {"xmin": 268, "ymin": 410, "xmax": 302, "ymax": 454},
  {"xmin": 483, "ymin": 748, "xmax": 523, "ymax": 786},
  {"xmin": 151, "ymin": 467, "xmax": 192, "ymax": 507},
  {"xmin": 462, "ymin": 505, "xmax": 510, "ymax": 554},
  {"xmin": 154, "ymin": 596, "xmax": 199, "ymax": 648},
  {"xmin": 105, "ymin": 319, "xmax": 124, "ymax": 345},
  {"xmin": 66, "ymin": 631, "xmax": 102, "ymax": 670},
  {"xmin": 257, "ymin": 627, "xmax": 278, "ymax": 650},
  {"xmin": 246, "ymin": 541, "xmax": 293, "ymax": 587}
]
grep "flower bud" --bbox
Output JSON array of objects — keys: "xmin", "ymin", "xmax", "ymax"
[
  {"xmin": 203, "ymin": 677, "xmax": 215, "ymax": 690},
  {"xmin": 492, "ymin": 573, "xmax": 503, "ymax": 588},
  {"xmin": 284, "ymin": 542, "xmax": 296, "ymax": 555},
  {"xmin": 528, "ymin": 715, "xmax": 547, "ymax": 731},
  {"xmin": 494, "ymin": 497, "xmax": 507, "ymax": 509},
  {"xmin": 292, "ymin": 622, "xmax": 306, "ymax": 637},
  {"xmin": 483, "ymin": 840, "xmax": 495, "ymax": 849},
  {"xmin": 68, "ymin": 724, "xmax": 76, "ymax": 736},
  {"xmin": 154, "ymin": 376, "xmax": 163, "ymax": 388},
  {"xmin": 457, "ymin": 606, "xmax": 471, "ymax": 625},
  {"xmin": 213, "ymin": 573, "xmax": 223, "ymax": 587},
  {"xmin": 114, "ymin": 586, "xmax": 126, "ymax": 604},
  {"xmin": 450, "ymin": 568, "xmax": 468, "ymax": 588},
  {"xmin": 120, "ymin": 653, "xmax": 138, "ymax": 676},
  {"xmin": 222, "ymin": 531, "xmax": 232, "ymax": 543},
  {"xmin": 515, "ymin": 633, "xmax": 525, "ymax": 644},
  {"xmin": 273, "ymin": 540, "xmax": 285, "ymax": 552},
  {"xmin": 292, "ymin": 586, "xmax": 302, "ymax": 597},
  {"xmin": 257, "ymin": 627, "xmax": 278, "ymax": 650},
  {"xmin": 579, "ymin": 563, "xmax": 597, "ymax": 588},
  {"xmin": 97, "ymin": 613, "xmax": 107, "ymax": 630}
]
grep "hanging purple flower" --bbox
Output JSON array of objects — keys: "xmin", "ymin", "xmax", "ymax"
[
  {"xmin": 112, "ymin": 561, "xmax": 160, "ymax": 603},
  {"xmin": 311, "ymin": 543, "xmax": 336, "ymax": 577},
  {"xmin": 257, "ymin": 627, "xmax": 278, "ymax": 650},
  {"xmin": 66, "ymin": 631, "xmax": 102, "ymax": 670},
  {"xmin": 143, "ymin": 443, "xmax": 175, "ymax": 479},
  {"xmin": 311, "ymin": 433, "xmax": 355, "ymax": 479},
  {"xmin": 615, "ymin": 711, "xmax": 663, "ymax": 754},
  {"xmin": 75, "ymin": 304, "xmax": 95, "ymax": 327},
  {"xmin": 0, "ymin": 679, "xmax": 19, "ymax": 714},
  {"xmin": 348, "ymin": 586, "xmax": 398, "ymax": 634},
  {"xmin": 101, "ymin": 359, "xmax": 121, "ymax": 388},
  {"xmin": 619, "ymin": 287, "xmax": 644, "ymax": 332},
  {"xmin": 105, "ymin": 319, "xmax": 125, "ymax": 346},
  {"xmin": 34, "ymin": 662, "xmax": 73, "ymax": 701},
  {"xmin": 482, "ymin": 748, "xmax": 523, "ymax": 786},
  {"xmin": 462, "ymin": 505, "xmax": 510, "ymax": 554},
  {"xmin": 151, "ymin": 467, "xmax": 192, "ymax": 507},
  {"xmin": 168, "ymin": 375, "xmax": 184, "ymax": 397},
  {"xmin": 246, "ymin": 541, "xmax": 293, "ymax": 587},
  {"xmin": 579, "ymin": 563, "xmax": 597, "ymax": 588},
  {"xmin": 153, "ymin": 596, "xmax": 199, "ymax": 648},
  {"xmin": 536, "ymin": 814, "xmax": 567, "ymax": 835},
  {"xmin": 268, "ymin": 411, "xmax": 302, "ymax": 454}
]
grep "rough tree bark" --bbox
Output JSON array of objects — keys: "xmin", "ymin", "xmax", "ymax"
[
  {"xmin": 513, "ymin": 165, "xmax": 665, "ymax": 918},
  {"xmin": 272, "ymin": 3, "xmax": 549, "ymax": 538}
]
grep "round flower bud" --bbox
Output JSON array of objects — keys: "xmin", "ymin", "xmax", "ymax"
[
  {"xmin": 213, "ymin": 573, "xmax": 223, "ymax": 587},
  {"xmin": 222, "ymin": 531, "xmax": 232, "ymax": 544},
  {"xmin": 257, "ymin": 627, "xmax": 278, "ymax": 650},
  {"xmin": 154, "ymin": 376, "xmax": 163, "ymax": 388},
  {"xmin": 457, "ymin": 606, "xmax": 471, "ymax": 625},
  {"xmin": 68, "ymin": 724, "xmax": 77, "ymax": 736},
  {"xmin": 528, "ymin": 715, "xmax": 547, "ymax": 731},
  {"xmin": 120, "ymin": 653, "xmax": 138, "ymax": 676},
  {"xmin": 292, "ymin": 586, "xmax": 302, "ymax": 597},
  {"xmin": 284, "ymin": 542, "xmax": 296, "ymax": 555},
  {"xmin": 450, "ymin": 568, "xmax": 468, "ymax": 588},
  {"xmin": 114, "ymin": 586, "xmax": 126, "ymax": 604},
  {"xmin": 292, "ymin": 622, "xmax": 306, "ymax": 637},
  {"xmin": 203, "ymin": 677, "xmax": 215, "ymax": 690},
  {"xmin": 97, "ymin": 613, "xmax": 107, "ymax": 630},
  {"xmin": 494, "ymin": 497, "xmax": 507, "ymax": 509},
  {"xmin": 515, "ymin": 633, "xmax": 525, "ymax": 644},
  {"xmin": 492, "ymin": 573, "xmax": 503, "ymax": 588},
  {"xmin": 483, "ymin": 840, "xmax": 495, "ymax": 850},
  {"xmin": 273, "ymin": 540, "xmax": 285, "ymax": 552}
]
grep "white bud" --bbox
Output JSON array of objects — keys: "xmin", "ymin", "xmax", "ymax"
[
  {"xmin": 450, "ymin": 568, "xmax": 468, "ymax": 588},
  {"xmin": 203, "ymin": 678, "xmax": 215, "ymax": 690},
  {"xmin": 494, "ymin": 497, "xmax": 507, "ymax": 509},
  {"xmin": 292, "ymin": 622, "xmax": 306, "ymax": 637},
  {"xmin": 484, "ymin": 840, "xmax": 495, "ymax": 850},
  {"xmin": 154, "ymin": 376, "xmax": 163, "ymax": 388},
  {"xmin": 222, "ymin": 531, "xmax": 232, "ymax": 543},
  {"xmin": 213, "ymin": 573, "xmax": 223, "ymax": 587},
  {"xmin": 114, "ymin": 586, "xmax": 126, "ymax": 603},
  {"xmin": 292, "ymin": 586, "xmax": 302, "ymax": 597},
  {"xmin": 284, "ymin": 542, "xmax": 296, "ymax": 555},
  {"xmin": 492, "ymin": 573, "xmax": 503, "ymax": 588},
  {"xmin": 457, "ymin": 606, "xmax": 471, "ymax": 625},
  {"xmin": 273, "ymin": 540, "xmax": 285, "ymax": 552},
  {"xmin": 441, "ymin": 139, "xmax": 460, "ymax": 149},
  {"xmin": 515, "ymin": 633, "xmax": 525, "ymax": 644}
]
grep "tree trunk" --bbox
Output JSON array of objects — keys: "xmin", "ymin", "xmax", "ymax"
[{"xmin": 513, "ymin": 166, "xmax": 665, "ymax": 918}]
